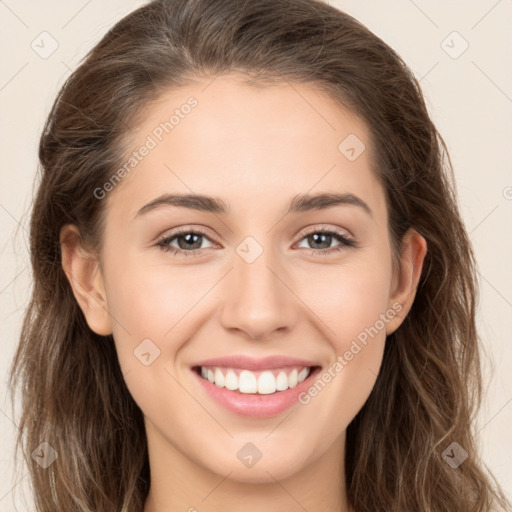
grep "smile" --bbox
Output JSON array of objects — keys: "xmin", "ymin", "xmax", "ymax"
[
  {"xmin": 196, "ymin": 365, "xmax": 312, "ymax": 394},
  {"xmin": 191, "ymin": 362, "xmax": 322, "ymax": 418}
]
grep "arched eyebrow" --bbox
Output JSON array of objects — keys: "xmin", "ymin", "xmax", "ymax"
[
  {"xmin": 287, "ymin": 192, "xmax": 372, "ymax": 218},
  {"xmin": 135, "ymin": 192, "xmax": 372, "ymax": 218},
  {"xmin": 136, "ymin": 193, "xmax": 229, "ymax": 217}
]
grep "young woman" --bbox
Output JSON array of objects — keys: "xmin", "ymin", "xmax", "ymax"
[{"xmin": 9, "ymin": 0, "xmax": 511, "ymax": 510}]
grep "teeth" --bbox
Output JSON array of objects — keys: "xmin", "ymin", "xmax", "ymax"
[
  {"xmin": 276, "ymin": 371, "xmax": 289, "ymax": 391},
  {"xmin": 258, "ymin": 371, "xmax": 276, "ymax": 394},
  {"xmin": 198, "ymin": 366, "xmax": 312, "ymax": 394},
  {"xmin": 298, "ymin": 367, "xmax": 309, "ymax": 382},
  {"xmin": 288, "ymin": 369, "xmax": 298, "ymax": 388},
  {"xmin": 214, "ymin": 368, "xmax": 225, "ymax": 388},
  {"xmin": 239, "ymin": 370, "xmax": 257, "ymax": 393},
  {"xmin": 225, "ymin": 370, "xmax": 238, "ymax": 391}
]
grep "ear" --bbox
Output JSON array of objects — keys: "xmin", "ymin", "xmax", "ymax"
[
  {"xmin": 60, "ymin": 224, "xmax": 113, "ymax": 336},
  {"xmin": 386, "ymin": 228, "xmax": 427, "ymax": 335}
]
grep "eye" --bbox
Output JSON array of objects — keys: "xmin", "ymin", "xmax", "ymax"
[
  {"xmin": 295, "ymin": 226, "xmax": 357, "ymax": 256},
  {"xmin": 156, "ymin": 227, "xmax": 215, "ymax": 257},
  {"xmin": 156, "ymin": 225, "xmax": 357, "ymax": 258}
]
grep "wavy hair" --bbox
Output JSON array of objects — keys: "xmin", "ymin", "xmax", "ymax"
[{"xmin": 9, "ymin": 0, "xmax": 511, "ymax": 510}]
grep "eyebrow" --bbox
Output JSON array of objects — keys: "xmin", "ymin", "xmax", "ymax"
[{"xmin": 135, "ymin": 192, "xmax": 372, "ymax": 218}]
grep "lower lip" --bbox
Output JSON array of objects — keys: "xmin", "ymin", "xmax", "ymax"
[{"xmin": 192, "ymin": 367, "xmax": 321, "ymax": 418}]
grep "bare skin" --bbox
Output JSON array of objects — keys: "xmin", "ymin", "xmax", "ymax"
[{"xmin": 61, "ymin": 73, "xmax": 427, "ymax": 512}]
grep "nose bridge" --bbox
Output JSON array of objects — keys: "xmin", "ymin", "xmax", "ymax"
[{"xmin": 220, "ymin": 236, "xmax": 297, "ymax": 339}]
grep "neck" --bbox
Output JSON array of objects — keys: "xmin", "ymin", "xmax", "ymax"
[{"xmin": 143, "ymin": 422, "xmax": 352, "ymax": 512}]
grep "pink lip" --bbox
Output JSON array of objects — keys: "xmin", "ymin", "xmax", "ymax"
[
  {"xmin": 192, "ymin": 355, "xmax": 319, "ymax": 371},
  {"xmin": 191, "ymin": 365, "xmax": 321, "ymax": 419}
]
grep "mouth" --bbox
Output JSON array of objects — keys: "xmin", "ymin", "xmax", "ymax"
[{"xmin": 192, "ymin": 365, "xmax": 321, "ymax": 395}]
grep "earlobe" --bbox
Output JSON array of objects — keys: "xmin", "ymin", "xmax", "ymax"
[
  {"xmin": 60, "ymin": 224, "xmax": 113, "ymax": 336},
  {"xmin": 386, "ymin": 228, "xmax": 428, "ymax": 335}
]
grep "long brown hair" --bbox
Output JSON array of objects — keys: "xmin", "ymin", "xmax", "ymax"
[{"xmin": 8, "ymin": 0, "xmax": 511, "ymax": 510}]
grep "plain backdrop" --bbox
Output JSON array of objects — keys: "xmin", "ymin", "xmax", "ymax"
[{"xmin": 1, "ymin": 1, "xmax": 511, "ymax": 510}]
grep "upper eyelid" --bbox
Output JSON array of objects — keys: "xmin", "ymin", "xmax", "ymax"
[
  {"xmin": 296, "ymin": 224, "xmax": 352, "ymax": 240},
  {"xmin": 157, "ymin": 227, "xmax": 215, "ymax": 247}
]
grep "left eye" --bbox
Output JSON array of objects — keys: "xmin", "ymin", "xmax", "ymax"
[
  {"xmin": 296, "ymin": 230, "xmax": 354, "ymax": 253},
  {"xmin": 156, "ymin": 228, "xmax": 355, "ymax": 257}
]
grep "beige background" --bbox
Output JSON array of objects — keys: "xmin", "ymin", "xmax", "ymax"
[{"xmin": 1, "ymin": 0, "xmax": 511, "ymax": 509}]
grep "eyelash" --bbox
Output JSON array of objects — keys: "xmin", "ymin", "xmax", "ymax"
[{"xmin": 156, "ymin": 225, "xmax": 357, "ymax": 258}]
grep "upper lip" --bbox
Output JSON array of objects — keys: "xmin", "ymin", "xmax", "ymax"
[{"xmin": 193, "ymin": 355, "xmax": 320, "ymax": 371}]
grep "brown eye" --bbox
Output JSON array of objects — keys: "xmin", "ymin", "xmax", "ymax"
[
  {"xmin": 296, "ymin": 228, "xmax": 357, "ymax": 256},
  {"xmin": 156, "ymin": 228, "xmax": 215, "ymax": 256}
]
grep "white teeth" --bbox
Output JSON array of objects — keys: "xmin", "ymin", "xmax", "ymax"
[
  {"xmin": 198, "ymin": 366, "xmax": 313, "ymax": 394},
  {"xmin": 225, "ymin": 370, "xmax": 238, "ymax": 391},
  {"xmin": 239, "ymin": 370, "xmax": 257, "ymax": 393},
  {"xmin": 276, "ymin": 371, "xmax": 289, "ymax": 391},
  {"xmin": 214, "ymin": 368, "xmax": 225, "ymax": 388},
  {"xmin": 298, "ymin": 367, "xmax": 309, "ymax": 383},
  {"xmin": 288, "ymin": 369, "xmax": 298, "ymax": 389},
  {"xmin": 258, "ymin": 371, "xmax": 277, "ymax": 394}
]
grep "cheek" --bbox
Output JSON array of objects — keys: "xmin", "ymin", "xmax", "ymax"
[
  {"xmin": 301, "ymin": 254, "xmax": 393, "ymax": 348},
  {"xmin": 103, "ymin": 259, "xmax": 197, "ymax": 416},
  {"xmin": 294, "ymin": 254, "xmax": 392, "ymax": 419},
  {"xmin": 101, "ymin": 254, "xmax": 178, "ymax": 380},
  {"xmin": 105, "ymin": 252, "xmax": 199, "ymax": 336}
]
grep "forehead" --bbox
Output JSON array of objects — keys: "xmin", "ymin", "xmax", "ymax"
[{"xmin": 105, "ymin": 73, "xmax": 386, "ymax": 223}]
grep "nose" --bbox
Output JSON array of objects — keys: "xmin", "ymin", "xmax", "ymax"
[{"xmin": 219, "ymin": 245, "xmax": 298, "ymax": 341}]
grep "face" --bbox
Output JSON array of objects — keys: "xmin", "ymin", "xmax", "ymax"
[{"xmin": 63, "ymin": 73, "xmax": 426, "ymax": 485}]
